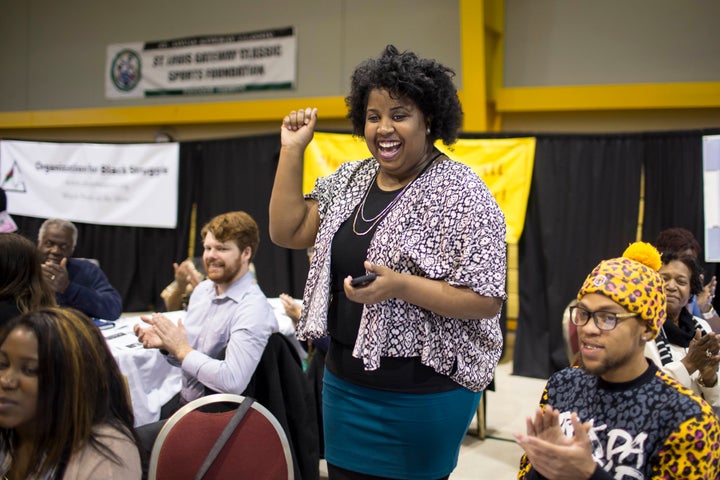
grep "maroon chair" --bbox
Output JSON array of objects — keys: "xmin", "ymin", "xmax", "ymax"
[
  {"xmin": 562, "ymin": 299, "xmax": 581, "ymax": 367},
  {"xmin": 148, "ymin": 394, "xmax": 294, "ymax": 480}
]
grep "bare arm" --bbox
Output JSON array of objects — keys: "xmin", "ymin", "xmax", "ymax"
[
  {"xmin": 161, "ymin": 260, "xmax": 201, "ymax": 311},
  {"xmin": 268, "ymin": 107, "xmax": 321, "ymax": 249},
  {"xmin": 343, "ymin": 261, "xmax": 503, "ymax": 320},
  {"xmin": 161, "ymin": 282, "xmax": 185, "ymax": 311}
]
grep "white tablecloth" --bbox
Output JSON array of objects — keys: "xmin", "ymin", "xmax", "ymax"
[
  {"xmin": 102, "ymin": 302, "xmax": 304, "ymax": 426},
  {"xmin": 102, "ymin": 312, "xmax": 183, "ymax": 427},
  {"xmin": 268, "ymin": 297, "xmax": 307, "ymax": 361}
]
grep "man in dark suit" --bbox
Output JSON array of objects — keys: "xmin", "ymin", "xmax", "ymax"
[{"xmin": 38, "ymin": 218, "xmax": 122, "ymax": 320}]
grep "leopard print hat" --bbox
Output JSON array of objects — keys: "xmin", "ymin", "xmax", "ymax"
[{"xmin": 577, "ymin": 242, "xmax": 666, "ymax": 339}]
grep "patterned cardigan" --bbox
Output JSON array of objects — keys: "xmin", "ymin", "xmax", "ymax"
[{"xmin": 296, "ymin": 157, "xmax": 507, "ymax": 392}]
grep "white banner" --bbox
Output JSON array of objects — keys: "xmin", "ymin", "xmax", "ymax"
[
  {"xmin": 0, "ymin": 140, "xmax": 179, "ymax": 228},
  {"xmin": 106, "ymin": 27, "xmax": 296, "ymax": 99},
  {"xmin": 703, "ymin": 134, "xmax": 720, "ymax": 262}
]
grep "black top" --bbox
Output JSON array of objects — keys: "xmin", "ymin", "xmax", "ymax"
[{"xmin": 325, "ymin": 180, "xmax": 459, "ymax": 393}]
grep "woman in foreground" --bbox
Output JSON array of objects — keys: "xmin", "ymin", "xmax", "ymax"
[{"xmin": 0, "ymin": 307, "xmax": 141, "ymax": 479}]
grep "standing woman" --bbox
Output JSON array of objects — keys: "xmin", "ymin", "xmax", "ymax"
[
  {"xmin": 270, "ymin": 45, "xmax": 506, "ymax": 479},
  {"xmin": 0, "ymin": 233, "xmax": 56, "ymax": 326},
  {"xmin": 644, "ymin": 251, "xmax": 720, "ymax": 409},
  {"xmin": 0, "ymin": 307, "xmax": 142, "ymax": 478}
]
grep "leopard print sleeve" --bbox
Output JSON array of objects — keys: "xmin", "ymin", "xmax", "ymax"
[
  {"xmin": 517, "ymin": 385, "xmax": 552, "ymax": 479},
  {"xmin": 651, "ymin": 405, "xmax": 720, "ymax": 479}
]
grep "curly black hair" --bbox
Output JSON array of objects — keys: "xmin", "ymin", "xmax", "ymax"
[
  {"xmin": 654, "ymin": 227, "xmax": 702, "ymax": 257},
  {"xmin": 660, "ymin": 250, "xmax": 703, "ymax": 297},
  {"xmin": 345, "ymin": 45, "xmax": 463, "ymax": 146}
]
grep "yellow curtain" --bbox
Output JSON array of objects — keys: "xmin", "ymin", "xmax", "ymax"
[{"xmin": 303, "ymin": 133, "xmax": 535, "ymax": 244}]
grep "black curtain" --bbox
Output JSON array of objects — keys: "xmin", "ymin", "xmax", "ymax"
[
  {"xmin": 183, "ymin": 134, "xmax": 309, "ymax": 299},
  {"xmin": 642, "ymin": 128, "xmax": 720, "ymax": 311},
  {"xmin": 12, "ymin": 215, "xmax": 180, "ymax": 312},
  {"xmin": 514, "ymin": 134, "xmax": 643, "ymax": 378},
  {"xmin": 11, "ymin": 128, "xmax": 719, "ymax": 376},
  {"xmin": 11, "ymin": 133, "xmax": 308, "ymax": 313}
]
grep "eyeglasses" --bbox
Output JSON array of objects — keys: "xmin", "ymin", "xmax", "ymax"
[{"xmin": 569, "ymin": 306, "xmax": 638, "ymax": 331}]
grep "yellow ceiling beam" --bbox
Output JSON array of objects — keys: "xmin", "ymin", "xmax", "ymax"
[
  {"xmin": 459, "ymin": 0, "xmax": 488, "ymax": 132},
  {"xmin": 0, "ymin": 96, "xmax": 348, "ymax": 129},
  {"xmin": 497, "ymin": 82, "xmax": 720, "ymax": 112}
]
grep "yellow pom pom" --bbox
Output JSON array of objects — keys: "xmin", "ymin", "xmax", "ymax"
[{"xmin": 622, "ymin": 242, "xmax": 662, "ymax": 271}]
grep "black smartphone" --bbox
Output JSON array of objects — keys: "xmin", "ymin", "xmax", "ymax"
[{"xmin": 350, "ymin": 272, "xmax": 377, "ymax": 287}]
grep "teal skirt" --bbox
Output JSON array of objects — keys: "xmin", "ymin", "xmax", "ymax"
[{"xmin": 323, "ymin": 369, "xmax": 481, "ymax": 480}]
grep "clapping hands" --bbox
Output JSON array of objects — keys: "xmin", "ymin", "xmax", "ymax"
[
  {"xmin": 514, "ymin": 406, "xmax": 597, "ymax": 480},
  {"xmin": 686, "ymin": 330, "xmax": 720, "ymax": 387}
]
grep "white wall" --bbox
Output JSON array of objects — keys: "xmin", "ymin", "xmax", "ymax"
[
  {"xmin": 504, "ymin": 0, "xmax": 720, "ymax": 87},
  {"xmin": 0, "ymin": 0, "xmax": 460, "ymax": 112},
  {"xmin": 1, "ymin": 0, "xmax": 717, "ymax": 136}
]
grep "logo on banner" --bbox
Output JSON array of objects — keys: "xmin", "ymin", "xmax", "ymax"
[
  {"xmin": 0, "ymin": 140, "xmax": 179, "ymax": 228},
  {"xmin": 1, "ymin": 161, "xmax": 26, "ymax": 193},
  {"xmin": 110, "ymin": 49, "xmax": 142, "ymax": 92},
  {"xmin": 106, "ymin": 28, "xmax": 296, "ymax": 99}
]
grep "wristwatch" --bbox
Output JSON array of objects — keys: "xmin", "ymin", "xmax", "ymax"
[{"xmin": 703, "ymin": 307, "xmax": 716, "ymax": 320}]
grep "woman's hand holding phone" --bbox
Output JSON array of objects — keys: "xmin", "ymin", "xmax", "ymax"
[
  {"xmin": 350, "ymin": 272, "xmax": 377, "ymax": 287},
  {"xmin": 345, "ymin": 263, "xmax": 391, "ymax": 305}
]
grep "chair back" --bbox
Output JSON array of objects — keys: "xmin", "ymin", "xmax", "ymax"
[
  {"xmin": 242, "ymin": 333, "xmax": 319, "ymax": 480},
  {"xmin": 148, "ymin": 393, "xmax": 294, "ymax": 480},
  {"xmin": 562, "ymin": 299, "xmax": 581, "ymax": 367}
]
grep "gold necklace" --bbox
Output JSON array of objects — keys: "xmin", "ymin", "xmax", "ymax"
[{"xmin": 352, "ymin": 152, "xmax": 442, "ymax": 236}]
